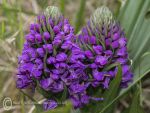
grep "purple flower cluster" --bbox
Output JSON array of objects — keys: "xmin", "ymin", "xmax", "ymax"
[
  {"xmin": 16, "ymin": 14, "xmax": 95, "ymax": 110},
  {"xmin": 77, "ymin": 21, "xmax": 133, "ymax": 89},
  {"xmin": 16, "ymin": 7, "xmax": 133, "ymax": 111},
  {"xmin": 16, "ymin": 15, "xmax": 75, "ymax": 89}
]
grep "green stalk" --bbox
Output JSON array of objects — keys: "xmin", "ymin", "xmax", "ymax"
[
  {"xmin": 18, "ymin": 7, "xmax": 24, "ymax": 51},
  {"xmin": 0, "ymin": 4, "xmax": 37, "ymax": 15},
  {"xmin": 21, "ymin": 93, "xmax": 25, "ymax": 113},
  {"xmin": 74, "ymin": 0, "xmax": 86, "ymax": 33},
  {"xmin": 60, "ymin": 0, "xmax": 65, "ymax": 14},
  {"xmin": 1, "ymin": 22, "xmax": 5, "ymax": 39}
]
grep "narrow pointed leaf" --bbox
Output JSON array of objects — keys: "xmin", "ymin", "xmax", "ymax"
[
  {"xmin": 98, "ymin": 68, "xmax": 150, "ymax": 113},
  {"xmin": 20, "ymin": 90, "xmax": 44, "ymax": 113},
  {"xmin": 123, "ymin": 86, "xmax": 145, "ymax": 113},
  {"xmin": 98, "ymin": 64, "xmax": 122, "ymax": 113},
  {"xmin": 118, "ymin": 0, "xmax": 150, "ymax": 78}
]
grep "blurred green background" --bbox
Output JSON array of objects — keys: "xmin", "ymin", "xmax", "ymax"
[{"xmin": 0, "ymin": 0, "xmax": 150, "ymax": 113}]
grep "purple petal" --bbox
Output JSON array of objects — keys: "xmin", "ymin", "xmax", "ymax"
[
  {"xmin": 92, "ymin": 69, "xmax": 104, "ymax": 81},
  {"xmin": 53, "ymin": 25, "xmax": 60, "ymax": 34},
  {"xmin": 43, "ymin": 32, "xmax": 50, "ymax": 40},
  {"xmin": 81, "ymin": 94, "xmax": 89, "ymax": 104},
  {"xmin": 84, "ymin": 50, "xmax": 93, "ymax": 59},
  {"xmin": 70, "ymin": 95, "xmax": 82, "ymax": 109},
  {"xmin": 40, "ymin": 78, "xmax": 53, "ymax": 90},
  {"xmin": 31, "ymin": 69, "xmax": 42, "ymax": 79},
  {"xmin": 122, "ymin": 65, "xmax": 130, "ymax": 74},
  {"xmin": 51, "ymin": 82, "xmax": 64, "ymax": 93},
  {"xmin": 16, "ymin": 75, "xmax": 31, "ymax": 89},
  {"xmin": 56, "ymin": 53, "xmax": 67, "ymax": 62},
  {"xmin": 43, "ymin": 44, "xmax": 53, "ymax": 53},
  {"xmin": 43, "ymin": 100, "xmax": 57, "ymax": 111},
  {"xmin": 35, "ymin": 34, "xmax": 42, "ymax": 43},
  {"xmin": 64, "ymin": 24, "xmax": 70, "ymax": 34},
  {"xmin": 90, "ymin": 97, "xmax": 104, "ymax": 101},
  {"xmin": 47, "ymin": 57, "xmax": 56, "ymax": 64},
  {"xmin": 95, "ymin": 56, "xmax": 108, "ymax": 65},
  {"xmin": 112, "ymin": 40, "xmax": 119, "ymax": 48},
  {"xmin": 69, "ymin": 83, "xmax": 86, "ymax": 94},
  {"xmin": 90, "ymin": 36, "xmax": 96, "ymax": 44},
  {"xmin": 103, "ymin": 77, "xmax": 110, "ymax": 89},
  {"xmin": 119, "ymin": 37, "xmax": 127, "ymax": 47},
  {"xmin": 93, "ymin": 45, "xmax": 103, "ymax": 54},
  {"xmin": 25, "ymin": 34, "xmax": 35, "ymax": 43},
  {"xmin": 117, "ymin": 47, "xmax": 127, "ymax": 56},
  {"xmin": 113, "ymin": 33, "xmax": 120, "ymax": 40},
  {"xmin": 36, "ymin": 48, "xmax": 45, "ymax": 57}
]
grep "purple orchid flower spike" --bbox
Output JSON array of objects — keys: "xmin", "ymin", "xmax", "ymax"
[
  {"xmin": 16, "ymin": 6, "xmax": 81, "ymax": 110},
  {"xmin": 70, "ymin": 6, "xmax": 133, "ymax": 109},
  {"xmin": 16, "ymin": 6, "xmax": 133, "ymax": 111}
]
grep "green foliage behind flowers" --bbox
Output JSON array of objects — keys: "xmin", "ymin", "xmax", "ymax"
[{"xmin": 0, "ymin": 0, "xmax": 150, "ymax": 113}]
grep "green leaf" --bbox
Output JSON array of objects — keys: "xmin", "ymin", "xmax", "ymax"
[
  {"xmin": 104, "ymin": 1, "xmax": 150, "ymax": 113},
  {"xmin": 74, "ymin": 0, "xmax": 86, "ymax": 33},
  {"xmin": 118, "ymin": 0, "xmax": 144, "ymax": 38},
  {"xmin": 37, "ymin": 87, "xmax": 52, "ymax": 99},
  {"xmin": 98, "ymin": 68, "xmax": 150, "ymax": 113},
  {"xmin": 134, "ymin": 52, "xmax": 150, "ymax": 80},
  {"xmin": 123, "ymin": 86, "xmax": 145, "ymax": 113},
  {"xmin": 80, "ymin": 64, "xmax": 122, "ymax": 113},
  {"xmin": 103, "ymin": 63, "xmax": 119, "ymax": 71},
  {"xmin": 118, "ymin": 0, "xmax": 150, "ymax": 77},
  {"xmin": 98, "ymin": 64, "xmax": 122, "ymax": 113},
  {"xmin": 21, "ymin": 93, "xmax": 25, "ymax": 113},
  {"xmin": 20, "ymin": 90, "xmax": 37, "ymax": 103},
  {"xmin": 20, "ymin": 90, "xmax": 44, "ymax": 113},
  {"xmin": 60, "ymin": 0, "xmax": 66, "ymax": 14},
  {"xmin": 61, "ymin": 84, "xmax": 68, "ymax": 102}
]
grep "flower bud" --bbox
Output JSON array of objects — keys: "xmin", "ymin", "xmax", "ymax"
[
  {"xmin": 90, "ymin": 6, "xmax": 114, "ymax": 30},
  {"xmin": 44, "ymin": 6, "xmax": 62, "ymax": 23}
]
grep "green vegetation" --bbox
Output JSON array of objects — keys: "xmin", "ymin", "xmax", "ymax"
[{"xmin": 0, "ymin": 0, "xmax": 150, "ymax": 113}]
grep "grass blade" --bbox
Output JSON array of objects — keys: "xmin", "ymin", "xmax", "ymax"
[
  {"xmin": 74, "ymin": 0, "xmax": 86, "ymax": 33},
  {"xmin": 21, "ymin": 93, "xmax": 25, "ymax": 113},
  {"xmin": 98, "ymin": 68, "xmax": 150, "ymax": 113},
  {"xmin": 98, "ymin": 64, "xmax": 122, "ymax": 113},
  {"xmin": 60, "ymin": 0, "xmax": 65, "ymax": 14},
  {"xmin": 118, "ymin": 0, "xmax": 150, "ymax": 78},
  {"xmin": 122, "ymin": 86, "xmax": 145, "ymax": 113}
]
